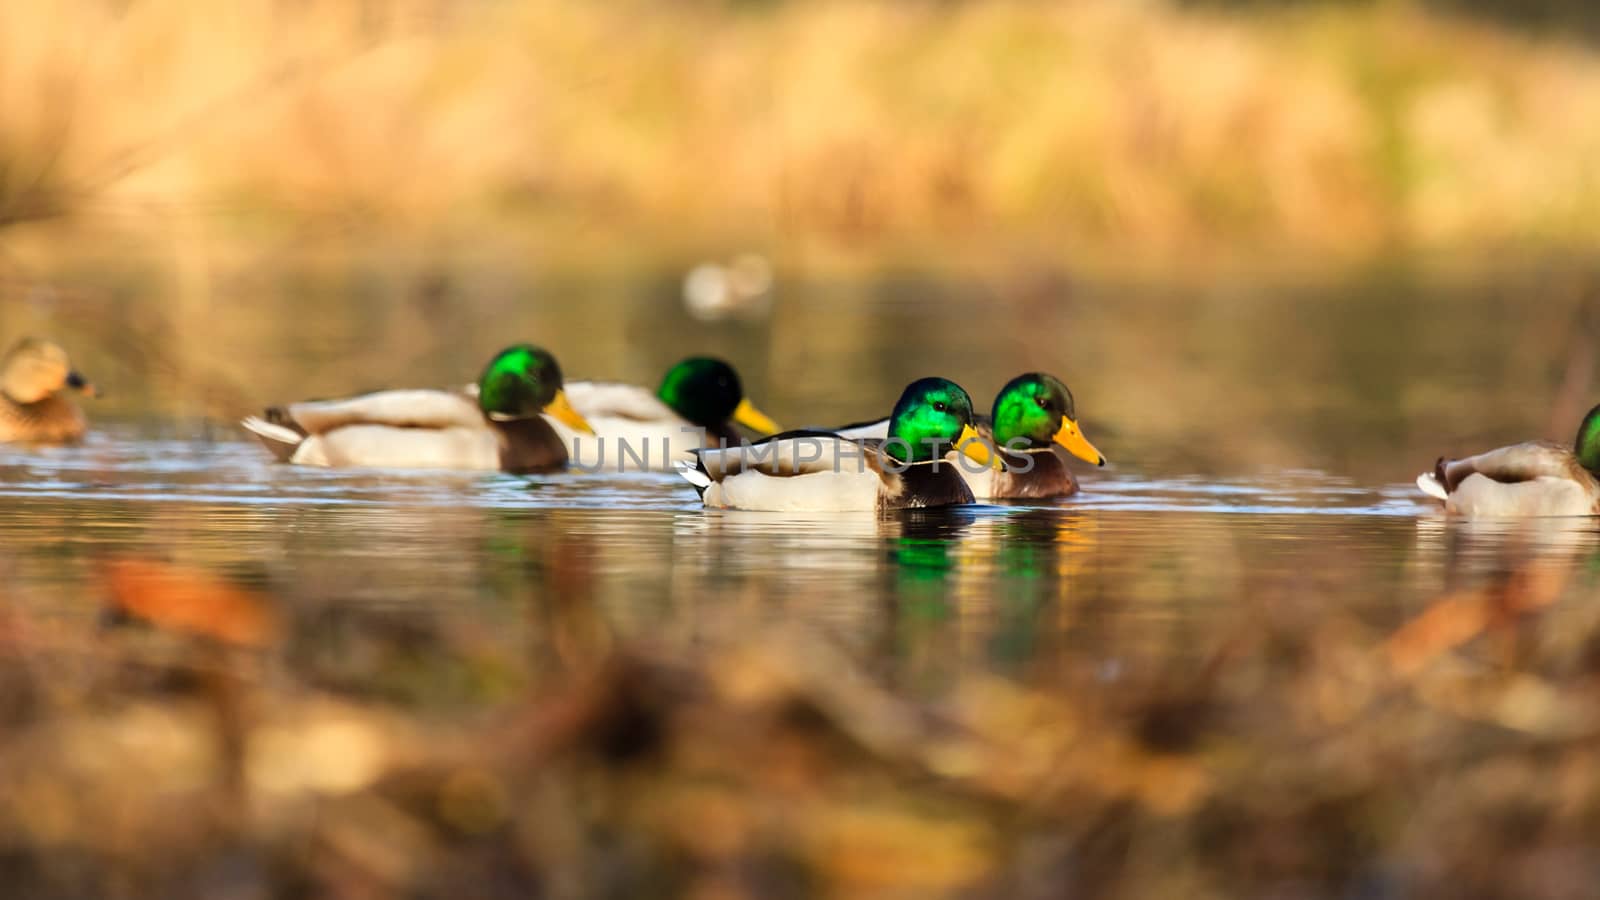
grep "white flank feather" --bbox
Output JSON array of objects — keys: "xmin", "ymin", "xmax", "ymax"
[
  {"xmin": 1445, "ymin": 474, "xmax": 1596, "ymax": 517},
  {"xmin": 684, "ymin": 433, "xmax": 890, "ymax": 510},
  {"xmin": 292, "ymin": 425, "xmax": 501, "ymax": 470},
  {"xmin": 699, "ymin": 468, "xmax": 883, "ymax": 511}
]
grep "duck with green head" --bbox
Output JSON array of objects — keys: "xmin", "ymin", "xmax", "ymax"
[
  {"xmin": 1416, "ymin": 403, "xmax": 1600, "ymax": 516},
  {"xmin": 242, "ymin": 344, "xmax": 594, "ymax": 473},
  {"xmin": 834, "ymin": 372, "xmax": 1105, "ymax": 499},
  {"xmin": 544, "ymin": 356, "xmax": 782, "ymax": 472},
  {"xmin": 681, "ymin": 377, "xmax": 984, "ymax": 511}
]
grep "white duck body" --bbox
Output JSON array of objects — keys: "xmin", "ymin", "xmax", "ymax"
[
  {"xmin": 542, "ymin": 381, "xmax": 723, "ymax": 472},
  {"xmin": 1416, "ymin": 440, "xmax": 1600, "ymax": 518},
  {"xmin": 681, "ymin": 432, "xmax": 975, "ymax": 512},
  {"xmin": 243, "ymin": 389, "xmax": 566, "ymax": 473}
]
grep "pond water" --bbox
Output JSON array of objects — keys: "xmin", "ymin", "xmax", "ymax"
[
  {"xmin": 3, "ymin": 423, "xmax": 1596, "ymax": 705},
  {"xmin": 6, "ymin": 256, "xmax": 1600, "ymax": 693}
]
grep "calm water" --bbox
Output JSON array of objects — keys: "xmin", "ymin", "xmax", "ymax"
[{"xmin": 5, "ymin": 424, "xmax": 1598, "ymax": 708}]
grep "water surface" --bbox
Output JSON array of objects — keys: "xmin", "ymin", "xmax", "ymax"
[{"xmin": 6, "ymin": 427, "xmax": 1595, "ymax": 706}]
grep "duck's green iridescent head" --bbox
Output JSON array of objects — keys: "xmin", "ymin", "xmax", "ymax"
[
  {"xmin": 991, "ymin": 372, "xmax": 1105, "ymax": 466},
  {"xmin": 1575, "ymin": 403, "xmax": 1600, "ymax": 472},
  {"xmin": 476, "ymin": 344, "xmax": 593, "ymax": 433},
  {"xmin": 886, "ymin": 377, "xmax": 981, "ymax": 464},
  {"xmin": 657, "ymin": 357, "xmax": 781, "ymax": 434}
]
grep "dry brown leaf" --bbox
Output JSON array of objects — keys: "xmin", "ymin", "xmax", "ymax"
[{"xmin": 101, "ymin": 558, "xmax": 280, "ymax": 648}]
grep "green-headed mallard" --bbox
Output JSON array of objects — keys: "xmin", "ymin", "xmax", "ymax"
[
  {"xmin": 544, "ymin": 356, "xmax": 781, "ymax": 472},
  {"xmin": 835, "ymin": 372, "xmax": 1104, "ymax": 500},
  {"xmin": 1416, "ymin": 403, "xmax": 1600, "ymax": 517},
  {"xmin": 0, "ymin": 338, "xmax": 96, "ymax": 444},
  {"xmin": 241, "ymin": 344, "xmax": 593, "ymax": 473},
  {"xmin": 680, "ymin": 377, "xmax": 986, "ymax": 511}
]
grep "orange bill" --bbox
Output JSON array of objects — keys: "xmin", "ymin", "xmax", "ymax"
[{"xmin": 1052, "ymin": 417, "xmax": 1105, "ymax": 466}]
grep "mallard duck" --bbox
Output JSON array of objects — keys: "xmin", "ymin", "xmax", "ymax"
[
  {"xmin": 545, "ymin": 357, "xmax": 782, "ymax": 472},
  {"xmin": 679, "ymin": 377, "xmax": 988, "ymax": 511},
  {"xmin": 0, "ymin": 338, "xmax": 96, "ymax": 444},
  {"xmin": 1415, "ymin": 403, "xmax": 1600, "ymax": 517},
  {"xmin": 241, "ymin": 344, "xmax": 594, "ymax": 473},
  {"xmin": 834, "ymin": 372, "xmax": 1104, "ymax": 499}
]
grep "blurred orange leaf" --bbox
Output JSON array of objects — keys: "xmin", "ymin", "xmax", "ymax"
[{"xmin": 102, "ymin": 558, "xmax": 280, "ymax": 647}]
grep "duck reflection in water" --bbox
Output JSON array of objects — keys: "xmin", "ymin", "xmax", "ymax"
[
  {"xmin": 884, "ymin": 508, "xmax": 1104, "ymax": 676},
  {"xmin": 1396, "ymin": 516, "xmax": 1600, "ymax": 677}
]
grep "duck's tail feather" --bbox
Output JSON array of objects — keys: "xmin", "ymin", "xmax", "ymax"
[
  {"xmin": 241, "ymin": 416, "xmax": 304, "ymax": 462},
  {"xmin": 675, "ymin": 459, "xmax": 713, "ymax": 497},
  {"xmin": 1416, "ymin": 471, "xmax": 1449, "ymax": 501}
]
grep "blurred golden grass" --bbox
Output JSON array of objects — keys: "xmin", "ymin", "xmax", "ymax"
[{"xmin": 4, "ymin": 0, "xmax": 1600, "ymax": 267}]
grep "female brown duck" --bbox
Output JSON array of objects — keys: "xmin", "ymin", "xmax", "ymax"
[{"xmin": 0, "ymin": 338, "xmax": 97, "ymax": 444}]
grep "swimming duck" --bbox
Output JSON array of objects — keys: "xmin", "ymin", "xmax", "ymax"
[
  {"xmin": 679, "ymin": 377, "xmax": 986, "ymax": 511},
  {"xmin": 0, "ymin": 338, "xmax": 96, "ymax": 444},
  {"xmin": 546, "ymin": 357, "xmax": 782, "ymax": 472},
  {"xmin": 835, "ymin": 372, "xmax": 1105, "ymax": 499},
  {"xmin": 241, "ymin": 344, "xmax": 593, "ymax": 473},
  {"xmin": 1416, "ymin": 403, "xmax": 1600, "ymax": 517}
]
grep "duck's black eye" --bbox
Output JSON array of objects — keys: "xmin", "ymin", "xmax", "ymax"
[
  {"xmin": 1036, "ymin": 396, "xmax": 1049, "ymax": 409},
  {"xmin": 934, "ymin": 402, "xmax": 947, "ymax": 413}
]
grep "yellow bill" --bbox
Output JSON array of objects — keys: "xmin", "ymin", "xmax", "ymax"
[
  {"xmin": 1053, "ymin": 417, "xmax": 1105, "ymax": 466},
  {"xmin": 955, "ymin": 423, "xmax": 1005, "ymax": 471},
  {"xmin": 732, "ymin": 397, "xmax": 782, "ymax": 436},
  {"xmin": 543, "ymin": 389, "xmax": 596, "ymax": 434}
]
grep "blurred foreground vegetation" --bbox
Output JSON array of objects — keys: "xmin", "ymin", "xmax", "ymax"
[
  {"xmin": 3, "ymin": 0, "xmax": 1600, "ymax": 270},
  {"xmin": 5, "ymin": 525, "xmax": 1600, "ymax": 898}
]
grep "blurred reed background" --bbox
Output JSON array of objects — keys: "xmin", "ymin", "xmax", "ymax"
[
  {"xmin": 3, "ymin": 0, "xmax": 1600, "ymax": 472},
  {"xmin": 6, "ymin": 0, "xmax": 1600, "ymax": 258}
]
